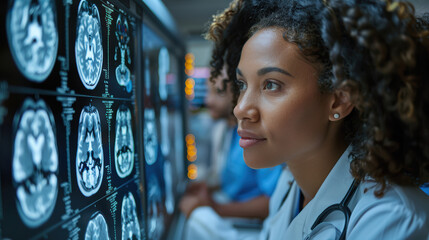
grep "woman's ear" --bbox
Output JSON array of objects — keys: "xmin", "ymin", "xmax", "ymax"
[{"xmin": 329, "ymin": 86, "xmax": 354, "ymax": 121}]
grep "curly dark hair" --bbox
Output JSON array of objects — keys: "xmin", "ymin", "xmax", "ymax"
[
  {"xmin": 250, "ymin": 0, "xmax": 429, "ymax": 196},
  {"xmin": 416, "ymin": 12, "xmax": 429, "ymax": 32},
  {"xmin": 205, "ymin": 0, "xmax": 279, "ymax": 100}
]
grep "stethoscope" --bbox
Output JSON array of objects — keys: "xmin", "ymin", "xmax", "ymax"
[
  {"xmin": 310, "ymin": 179, "xmax": 360, "ymax": 240},
  {"xmin": 267, "ymin": 179, "xmax": 360, "ymax": 240}
]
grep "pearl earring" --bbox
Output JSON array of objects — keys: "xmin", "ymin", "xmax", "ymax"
[{"xmin": 333, "ymin": 113, "xmax": 340, "ymax": 119}]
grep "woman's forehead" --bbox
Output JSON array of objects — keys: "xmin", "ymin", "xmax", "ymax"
[
  {"xmin": 240, "ymin": 27, "xmax": 317, "ymax": 75},
  {"xmin": 242, "ymin": 28, "xmax": 300, "ymax": 61}
]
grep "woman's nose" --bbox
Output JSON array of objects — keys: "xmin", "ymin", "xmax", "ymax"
[{"xmin": 233, "ymin": 92, "xmax": 259, "ymax": 123}]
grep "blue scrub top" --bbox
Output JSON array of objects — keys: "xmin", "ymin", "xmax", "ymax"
[
  {"xmin": 421, "ymin": 183, "xmax": 429, "ymax": 195},
  {"xmin": 221, "ymin": 126, "xmax": 282, "ymax": 202}
]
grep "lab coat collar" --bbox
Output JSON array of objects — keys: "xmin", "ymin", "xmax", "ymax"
[{"xmin": 286, "ymin": 146, "xmax": 355, "ymax": 238}]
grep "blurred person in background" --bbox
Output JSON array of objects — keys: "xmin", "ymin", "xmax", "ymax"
[
  {"xmin": 202, "ymin": 66, "xmax": 236, "ymax": 190},
  {"xmin": 179, "ymin": 0, "xmax": 289, "ymax": 239}
]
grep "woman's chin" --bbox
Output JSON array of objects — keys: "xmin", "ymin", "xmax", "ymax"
[
  {"xmin": 243, "ymin": 151, "xmax": 283, "ymax": 169},
  {"xmin": 243, "ymin": 154, "xmax": 267, "ymax": 169}
]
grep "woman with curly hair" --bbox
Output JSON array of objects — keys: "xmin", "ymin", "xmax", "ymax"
[
  {"xmin": 180, "ymin": 1, "xmax": 295, "ymax": 240},
  {"xmin": 234, "ymin": 0, "xmax": 429, "ymax": 239}
]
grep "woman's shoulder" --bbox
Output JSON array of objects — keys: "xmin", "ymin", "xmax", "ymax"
[
  {"xmin": 346, "ymin": 182, "xmax": 429, "ymax": 239},
  {"xmin": 356, "ymin": 182, "xmax": 429, "ymax": 213}
]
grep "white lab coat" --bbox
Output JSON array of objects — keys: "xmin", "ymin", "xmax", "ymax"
[
  {"xmin": 183, "ymin": 166, "xmax": 294, "ymax": 240},
  {"xmin": 259, "ymin": 165, "xmax": 294, "ymax": 240},
  {"xmin": 267, "ymin": 148, "xmax": 429, "ymax": 240}
]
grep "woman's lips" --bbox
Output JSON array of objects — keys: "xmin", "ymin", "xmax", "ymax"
[
  {"xmin": 239, "ymin": 137, "xmax": 266, "ymax": 148},
  {"xmin": 237, "ymin": 129, "xmax": 266, "ymax": 148}
]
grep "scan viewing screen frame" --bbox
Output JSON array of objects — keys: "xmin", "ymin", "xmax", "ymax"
[
  {"xmin": 0, "ymin": 0, "xmax": 148, "ymax": 239},
  {"xmin": 141, "ymin": 17, "xmax": 187, "ymax": 239}
]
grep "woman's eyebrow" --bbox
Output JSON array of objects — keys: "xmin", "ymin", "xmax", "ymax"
[
  {"xmin": 257, "ymin": 67, "xmax": 294, "ymax": 78},
  {"xmin": 236, "ymin": 67, "xmax": 294, "ymax": 78}
]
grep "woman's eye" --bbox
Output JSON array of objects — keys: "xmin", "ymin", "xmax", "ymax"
[
  {"xmin": 264, "ymin": 81, "xmax": 280, "ymax": 91},
  {"xmin": 235, "ymin": 80, "xmax": 247, "ymax": 92}
]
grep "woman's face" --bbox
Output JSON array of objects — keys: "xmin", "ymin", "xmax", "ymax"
[{"xmin": 234, "ymin": 27, "xmax": 334, "ymax": 168}]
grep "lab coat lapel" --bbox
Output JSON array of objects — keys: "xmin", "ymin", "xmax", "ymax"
[
  {"xmin": 267, "ymin": 180, "xmax": 300, "ymax": 240},
  {"xmin": 285, "ymin": 147, "xmax": 355, "ymax": 239}
]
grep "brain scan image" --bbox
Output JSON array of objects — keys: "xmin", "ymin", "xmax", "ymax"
[
  {"xmin": 164, "ymin": 161, "xmax": 174, "ymax": 214},
  {"xmin": 114, "ymin": 13, "xmax": 132, "ymax": 91},
  {"xmin": 6, "ymin": 0, "xmax": 58, "ymax": 82},
  {"xmin": 85, "ymin": 212, "xmax": 110, "ymax": 240},
  {"xmin": 144, "ymin": 108, "xmax": 158, "ymax": 165},
  {"xmin": 158, "ymin": 47, "xmax": 169, "ymax": 101},
  {"xmin": 148, "ymin": 176, "xmax": 164, "ymax": 240},
  {"xmin": 114, "ymin": 105, "xmax": 134, "ymax": 178},
  {"xmin": 121, "ymin": 192, "xmax": 141, "ymax": 240},
  {"xmin": 144, "ymin": 58, "xmax": 151, "ymax": 96},
  {"xmin": 76, "ymin": 105, "xmax": 104, "ymax": 197},
  {"xmin": 174, "ymin": 113, "xmax": 185, "ymax": 177},
  {"xmin": 12, "ymin": 98, "xmax": 58, "ymax": 228},
  {"xmin": 75, "ymin": 0, "xmax": 103, "ymax": 90},
  {"xmin": 160, "ymin": 106, "xmax": 170, "ymax": 157}
]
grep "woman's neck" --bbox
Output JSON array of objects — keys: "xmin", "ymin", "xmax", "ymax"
[{"xmin": 287, "ymin": 139, "xmax": 348, "ymax": 208}]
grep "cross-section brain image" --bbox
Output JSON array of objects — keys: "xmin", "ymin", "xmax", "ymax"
[
  {"xmin": 114, "ymin": 13, "xmax": 131, "ymax": 89},
  {"xmin": 76, "ymin": 105, "xmax": 104, "ymax": 197},
  {"xmin": 6, "ymin": 0, "xmax": 58, "ymax": 82},
  {"xmin": 121, "ymin": 192, "xmax": 141, "ymax": 240},
  {"xmin": 144, "ymin": 58, "xmax": 151, "ymax": 96},
  {"xmin": 12, "ymin": 98, "xmax": 58, "ymax": 228},
  {"xmin": 160, "ymin": 106, "xmax": 170, "ymax": 157},
  {"xmin": 164, "ymin": 160, "xmax": 174, "ymax": 214},
  {"xmin": 75, "ymin": 0, "xmax": 103, "ymax": 90},
  {"xmin": 114, "ymin": 105, "xmax": 134, "ymax": 178},
  {"xmin": 158, "ymin": 47, "xmax": 169, "ymax": 101},
  {"xmin": 148, "ymin": 176, "xmax": 164, "ymax": 240},
  {"xmin": 84, "ymin": 212, "xmax": 110, "ymax": 240},
  {"xmin": 144, "ymin": 108, "xmax": 158, "ymax": 165}
]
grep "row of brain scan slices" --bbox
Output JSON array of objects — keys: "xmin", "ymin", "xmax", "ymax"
[
  {"xmin": 12, "ymin": 98, "xmax": 135, "ymax": 228},
  {"xmin": 6, "ymin": 0, "xmax": 133, "ymax": 91},
  {"xmin": 85, "ymin": 192, "xmax": 142, "ymax": 240}
]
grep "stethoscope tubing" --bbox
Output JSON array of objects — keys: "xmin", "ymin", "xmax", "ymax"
[{"xmin": 310, "ymin": 179, "xmax": 360, "ymax": 240}]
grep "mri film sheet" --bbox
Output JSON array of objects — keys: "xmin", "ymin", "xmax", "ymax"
[
  {"xmin": 6, "ymin": 0, "xmax": 58, "ymax": 82},
  {"xmin": 158, "ymin": 48, "xmax": 172, "ymax": 159},
  {"xmin": 163, "ymin": 160, "xmax": 174, "ymax": 215},
  {"xmin": 121, "ymin": 192, "xmax": 141, "ymax": 240},
  {"xmin": 0, "ymin": 0, "xmax": 148, "ymax": 238},
  {"xmin": 84, "ymin": 212, "xmax": 110, "ymax": 240},
  {"xmin": 144, "ymin": 108, "xmax": 158, "ymax": 166},
  {"xmin": 114, "ymin": 13, "xmax": 132, "ymax": 91},
  {"xmin": 114, "ymin": 104, "xmax": 135, "ymax": 178},
  {"xmin": 75, "ymin": 0, "xmax": 103, "ymax": 90},
  {"xmin": 160, "ymin": 106, "xmax": 170, "ymax": 157},
  {"xmin": 12, "ymin": 98, "xmax": 59, "ymax": 228},
  {"xmin": 76, "ymin": 104, "xmax": 104, "ymax": 197},
  {"xmin": 147, "ymin": 175, "xmax": 164, "ymax": 240},
  {"xmin": 107, "ymin": 8, "xmax": 136, "ymax": 99},
  {"xmin": 158, "ymin": 47, "xmax": 169, "ymax": 102}
]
